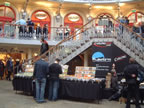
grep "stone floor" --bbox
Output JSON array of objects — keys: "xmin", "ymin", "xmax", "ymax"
[{"xmin": 0, "ymin": 80, "xmax": 143, "ymax": 108}]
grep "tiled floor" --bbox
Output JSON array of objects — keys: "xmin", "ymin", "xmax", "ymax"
[{"xmin": 0, "ymin": 80, "xmax": 143, "ymax": 108}]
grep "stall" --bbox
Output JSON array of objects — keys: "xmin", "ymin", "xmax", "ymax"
[{"xmin": 12, "ymin": 65, "xmax": 105, "ymax": 101}]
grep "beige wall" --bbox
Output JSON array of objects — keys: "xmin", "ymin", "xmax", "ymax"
[{"xmin": 0, "ymin": 1, "xmax": 144, "ymax": 24}]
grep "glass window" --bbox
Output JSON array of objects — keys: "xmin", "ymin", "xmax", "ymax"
[
  {"xmin": 137, "ymin": 13, "xmax": 144, "ymax": 23},
  {"xmin": 129, "ymin": 13, "xmax": 135, "ymax": 23},
  {"xmin": 0, "ymin": 7, "xmax": 4, "ymax": 16},
  {"xmin": 5, "ymin": 7, "xmax": 15, "ymax": 18}
]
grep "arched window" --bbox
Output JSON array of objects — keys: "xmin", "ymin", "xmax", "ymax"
[
  {"xmin": 96, "ymin": 13, "xmax": 113, "ymax": 26},
  {"xmin": 0, "ymin": 5, "xmax": 16, "ymax": 36},
  {"xmin": 0, "ymin": 5, "xmax": 16, "ymax": 22},
  {"xmin": 31, "ymin": 10, "xmax": 51, "ymax": 39},
  {"xmin": 128, "ymin": 11, "xmax": 144, "ymax": 26},
  {"xmin": 64, "ymin": 13, "xmax": 83, "ymax": 34}
]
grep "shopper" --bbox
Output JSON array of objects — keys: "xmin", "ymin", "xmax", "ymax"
[
  {"xmin": 14, "ymin": 60, "xmax": 22, "ymax": 74},
  {"xmin": 27, "ymin": 18, "xmax": 34, "ymax": 38},
  {"xmin": 15, "ymin": 16, "xmax": 27, "ymax": 38},
  {"xmin": 40, "ymin": 37, "xmax": 49, "ymax": 56},
  {"xmin": 0, "ymin": 59, "xmax": 4, "ymax": 80},
  {"xmin": 43, "ymin": 24, "xmax": 48, "ymax": 39},
  {"xmin": 33, "ymin": 55, "xmax": 49, "ymax": 103},
  {"xmin": 48, "ymin": 58, "xmax": 62, "ymax": 101},
  {"xmin": 124, "ymin": 58, "xmax": 141, "ymax": 108},
  {"xmin": 36, "ymin": 24, "xmax": 42, "ymax": 39},
  {"xmin": 6, "ymin": 58, "xmax": 13, "ymax": 81}
]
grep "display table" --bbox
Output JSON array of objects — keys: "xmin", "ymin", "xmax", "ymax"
[
  {"xmin": 12, "ymin": 76, "xmax": 104, "ymax": 101},
  {"xmin": 12, "ymin": 76, "xmax": 33, "ymax": 94},
  {"xmin": 59, "ymin": 80, "xmax": 103, "ymax": 100}
]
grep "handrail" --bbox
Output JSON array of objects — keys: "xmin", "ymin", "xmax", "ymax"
[
  {"xmin": 9, "ymin": 16, "xmax": 144, "ymax": 66},
  {"xmin": 111, "ymin": 18, "xmax": 144, "ymax": 41}
]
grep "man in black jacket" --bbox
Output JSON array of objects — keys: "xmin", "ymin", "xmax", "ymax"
[
  {"xmin": 48, "ymin": 58, "xmax": 62, "ymax": 101},
  {"xmin": 33, "ymin": 56, "xmax": 49, "ymax": 103},
  {"xmin": 40, "ymin": 37, "xmax": 49, "ymax": 55},
  {"xmin": 124, "ymin": 58, "xmax": 141, "ymax": 108}
]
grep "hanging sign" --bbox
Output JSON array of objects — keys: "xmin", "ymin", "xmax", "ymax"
[
  {"xmin": 68, "ymin": 14, "xmax": 80, "ymax": 22},
  {"xmin": 132, "ymin": 9, "xmax": 136, "ymax": 13},
  {"xmin": 4, "ymin": 2, "xmax": 10, "ymax": 6},
  {"xmin": 35, "ymin": 11, "xmax": 48, "ymax": 20}
]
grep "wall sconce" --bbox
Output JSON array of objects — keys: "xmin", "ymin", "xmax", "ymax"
[
  {"xmin": 56, "ymin": 13, "xmax": 61, "ymax": 22},
  {"xmin": 87, "ymin": 15, "xmax": 92, "ymax": 21}
]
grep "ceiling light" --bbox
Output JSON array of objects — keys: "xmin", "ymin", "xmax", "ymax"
[
  {"xmin": 35, "ymin": 2, "xmax": 52, "ymax": 7},
  {"xmin": 119, "ymin": 3, "xmax": 125, "ymax": 6},
  {"xmin": 94, "ymin": 6, "xmax": 113, "ymax": 10}
]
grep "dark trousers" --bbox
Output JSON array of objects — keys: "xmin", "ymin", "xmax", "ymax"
[
  {"xmin": 7, "ymin": 71, "xmax": 12, "ymax": 80},
  {"xmin": 48, "ymin": 79, "xmax": 59, "ymax": 101},
  {"xmin": 126, "ymin": 84, "xmax": 141, "ymax": 108}
]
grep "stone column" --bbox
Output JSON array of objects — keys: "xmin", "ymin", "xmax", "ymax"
[
  {"xmin": 28, "ymin": 48, "xmax": 32, "ymax": 64},
  {"xmin": 84, "ymin": 51, "xmax": 88, "ymax": 66}
]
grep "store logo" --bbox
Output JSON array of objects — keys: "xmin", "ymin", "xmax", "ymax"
[
  {"xmin": 35, "ymin": 11, "xmax": 48, "ymax": 20},
  {"xmin": 92, "ymin": 52, "xmax": 111, "ymax": 62},
  {"xmin": 93, "ymin": 42, "xmax": 111, "ymax": 48},
  {"xmin": 68, "ymin": 14, "xmax": 80, "ymax": 22},
  {"xmin": 114, "ymin": 55, "xmax": 127, "ymax": 62}
]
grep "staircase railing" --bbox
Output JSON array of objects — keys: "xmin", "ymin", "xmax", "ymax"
[{"xmin": 25, "ymin": 17, "xmax": 144, "ymax": 65}]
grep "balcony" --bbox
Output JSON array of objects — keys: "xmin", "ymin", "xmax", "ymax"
[{"xmin": 0, "ymin": 24, "xmax": 71, "ymax": 46}]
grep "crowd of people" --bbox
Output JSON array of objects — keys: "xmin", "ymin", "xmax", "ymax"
[
  {"xmin": 15, "ymin": 17, "xmax": 71, "ymax": 40},
  {"xmin": 0, "ymin": 58, "xmax": 23, "ymax": 81},
  {"xmin": 15, "ymin": 17, "xmax": 49, "ymax": 39}
]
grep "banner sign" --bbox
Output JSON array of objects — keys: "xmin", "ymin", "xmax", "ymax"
[{"xmin": 92, "ymin": 42, "xmax": 130, "ymax": 78}]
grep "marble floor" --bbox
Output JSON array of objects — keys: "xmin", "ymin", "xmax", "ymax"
[{"xmin": 0, "ymin": 80, "xmax": 143, "ymax": 108}]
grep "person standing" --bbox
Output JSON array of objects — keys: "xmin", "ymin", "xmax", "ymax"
[
  {"xmin": 43, "ymin": 24, "xmax": 48, "ymax": 39},
  {"xmin": 40, "ymin": 37, "xmax": 49, "ymax": 56},
  {"xmin": 124, "ymin": 58, "xmax": 141, "ymax": 108},
  {"xmin": 33, "ymin": 55, "xmax": 49, "ymax": 103},
  {"xmin": 48, "ymin": 58, "xmax": 62, "ymax": 101},
  {"xmin": 27, "ymin": 18, "xmax": 34, "ymax": 38},
  {"xmin": 6, "ymin": 58, "xmax": 13, "ymax": 81},
  {"xmin": 36, "ymin": 24, "xmax": 42, "ymax": 39},
  {"xmin": 0, "ymin": 59, "xmax": 4, "ymax": 80},
  {"xmin": 15, "ymin": 16, "xmax": 27, "ymax": 38}
]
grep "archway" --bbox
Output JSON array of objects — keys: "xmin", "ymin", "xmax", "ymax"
[
  {"xmin": 96, "ymin": 13, "xmax": 113, "ymax": 26},
  {"xmin": 0, "ymin": 5, "xmax": 16, "ymax": 35},
  {"xmin": 31, "ymin": 10, "xmax": 51, "ymax": 39},
  {"xmin": 128, "ymin": 11, "xmax": 144, "ymax": 26},
  {"xmin": 64, "ymin": 13, "xmax": 83, "ymax": 36}
]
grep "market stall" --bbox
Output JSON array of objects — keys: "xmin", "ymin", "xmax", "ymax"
[{"xmin": 12, "ymin": 65, "xmax": 105, "ymax": 101}]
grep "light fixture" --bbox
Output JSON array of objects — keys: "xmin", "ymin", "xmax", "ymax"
[
  {"xmin": 87, "ymin": 3, "xmax": 93, "ymax": 21},
  {"xmin": 94, "ymin": 6, "xmax": 113, "ymax": 10},
  {"xmin": 87, "ymin": 16, "xmax": 92, "ymax": 21},
  {"xmin": 35, "ymin": 2, "xmax": 52, "ymax": 7},
  {"xmin": 56, "ymin": 2, "xmax": 62, "ymax": 22},
  {"xmin": 117, "ymin": 0, "xmax": 121, "ymax": 18}
]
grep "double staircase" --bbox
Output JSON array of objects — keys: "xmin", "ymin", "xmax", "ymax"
[{"xmin": 45, "ymin": 17, "xmax": 144, "ymax": 67}]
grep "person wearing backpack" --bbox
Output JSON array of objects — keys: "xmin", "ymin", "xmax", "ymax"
[{"xmin": 124, "ymin": 58, "xmax": 141, "ymax": 108}]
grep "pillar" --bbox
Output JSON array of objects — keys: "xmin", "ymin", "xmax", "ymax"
[
  {"xmin": 28, "ymin": 48, "xmax": 32, "ymax": 64},
  {"xmin": 84, "ymin": 51, "xmax": 88, "ymax": 66}
]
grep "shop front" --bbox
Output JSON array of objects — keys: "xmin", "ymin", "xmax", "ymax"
[{"xmin": 0, "ymin": 47, "xmax": 26, "ymax": 64}]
